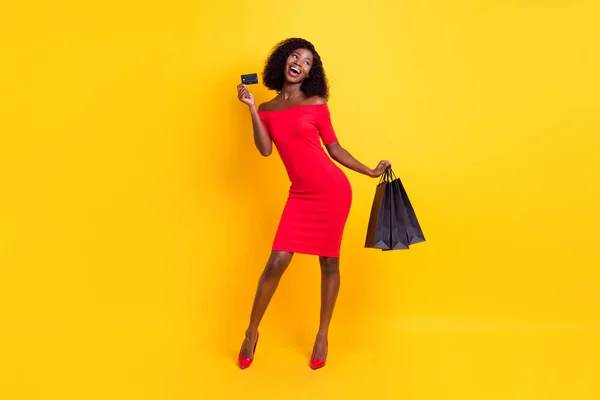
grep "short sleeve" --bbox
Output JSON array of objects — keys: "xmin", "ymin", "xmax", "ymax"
[
  {"xmin": 258, "ymin": 111, "xmax": 271, "ymax": 138},
  {"xmin": 315, "ymin": 105, "xmax": 338, "ymax": 145}
]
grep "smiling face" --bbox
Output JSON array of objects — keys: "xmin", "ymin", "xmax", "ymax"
[{"xmin": 284, "ymin": 48, "xmax": 313, "ymax": 84}]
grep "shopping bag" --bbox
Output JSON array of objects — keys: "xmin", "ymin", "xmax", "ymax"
[
  {"xmin": 364, "ymin": 172, "xmax": 393, "ymax": 250},
  {"xmin": 388, "ymin": 170, "xmax": 410, "ymax": 250},
  {"xmin": 389, "ymin": 168, "xmax": 426, "ymax": 246}
]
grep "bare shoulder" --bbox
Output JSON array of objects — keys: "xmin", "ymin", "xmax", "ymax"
[
  {"xmin": 258, "ymin": 97, "xmax": 280, "ymax": 112},
  {"xmin": 304, "ymin": 96, "xmax": 327, "ymax": 105},
  {"xmin": 257, "ymin": 101, "xmax": 272, "ymax": 112}
]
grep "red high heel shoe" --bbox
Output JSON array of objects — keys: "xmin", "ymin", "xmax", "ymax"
[
  {"xmin": 238, "ymin": 332, "xmax": 259, "ymax": 370},
  {"xmin": 309, "ymin": 339, "xmax": 328, "ymax": 370}
]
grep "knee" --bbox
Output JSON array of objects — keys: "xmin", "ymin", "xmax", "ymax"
[
  {"xmin": 263, "ymin": 253, "xmax": 290, "ymax": 279},
  {"xmin": 319, "ymin": 257, "xmax": 340, "ymax": 276}
]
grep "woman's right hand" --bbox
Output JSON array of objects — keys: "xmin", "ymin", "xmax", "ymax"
[{"xmin": 237, "ymin": 84, "xmax": 255, "ymax": 107}]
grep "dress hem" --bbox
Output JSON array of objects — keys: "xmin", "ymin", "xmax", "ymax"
[{"xmin": 271, "ymin": 247, "xmax": 341, "ymax": 258}]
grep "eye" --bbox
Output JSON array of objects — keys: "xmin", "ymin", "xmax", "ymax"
[{"xmin": 292, "ymin": 54, "xmax": 298, "ymax": 59}]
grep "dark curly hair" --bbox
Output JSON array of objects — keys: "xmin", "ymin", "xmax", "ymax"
[{"xmin": 262, "ymin": 38, "xmax": 329, "ymax": 100}]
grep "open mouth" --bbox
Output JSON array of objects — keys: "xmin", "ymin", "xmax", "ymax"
[{"xmin": 289, "ymin": 66, "xmax": 301, "ymax": 77}]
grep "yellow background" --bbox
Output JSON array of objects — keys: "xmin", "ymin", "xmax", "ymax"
[{"xmin": 1, "ymin": 1, "xmax": 599, "ymax": 399}]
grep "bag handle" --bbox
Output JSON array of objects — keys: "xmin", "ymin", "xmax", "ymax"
[
  {"xmin": 387, "ymin": 166, "xmax": 398, "ymax": 180},
  {"xmin": 378, "ymin": 166, "xmax": 394, "ymax": 184}
]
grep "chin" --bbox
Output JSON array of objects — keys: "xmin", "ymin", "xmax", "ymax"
[{"xmin": 285, "ymin": 74, "xmax": 304, "ymax": 84}]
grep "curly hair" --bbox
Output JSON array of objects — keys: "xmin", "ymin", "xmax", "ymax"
[{"xmin": 262, "ymin": 38, "xmax": 329, "ymax": 100}]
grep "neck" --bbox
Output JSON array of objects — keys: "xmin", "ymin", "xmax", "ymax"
[{"xmin": 280, "ymin": 82, "xmax": 303, "ymax": 100}]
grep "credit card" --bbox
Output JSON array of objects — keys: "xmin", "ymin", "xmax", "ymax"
[{"xmin": 241, "ymin": 73, "xmax": 258, "ymax": 85}]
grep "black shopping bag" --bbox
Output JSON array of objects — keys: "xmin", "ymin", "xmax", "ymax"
[
  {"xmin": 364, "ymin": 173, "xmax": 393, "ymax": 250},
  {"xmin": 388, "ymin": 170, "xmax": 410, "ymax": 250},
  {"xmin": 389, "ymin": 168, "xmax": 426, "ymax": 246}
]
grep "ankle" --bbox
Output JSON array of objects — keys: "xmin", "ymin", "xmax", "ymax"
[
  {"xmin": 245, "ymin": 328, "xmax": 258, "ymax": 339},
  {"xmin": 316, "ymin": 331, "xmax": 328, "ymax": 340}
]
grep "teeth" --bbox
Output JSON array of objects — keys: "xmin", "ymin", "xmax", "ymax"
[{"xmin": 291, "ymin": 67, "xmax": 300, "ymax": 74}]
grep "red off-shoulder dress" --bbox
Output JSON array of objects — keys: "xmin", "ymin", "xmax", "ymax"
[{"xmin": 258, "ymin": 103, "xmax": 352, "ymax": 258}]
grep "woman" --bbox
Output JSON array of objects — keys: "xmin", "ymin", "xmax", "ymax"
[{"xmin": 236, "ymin": 38, "xmax": 390, "ymax": 370}]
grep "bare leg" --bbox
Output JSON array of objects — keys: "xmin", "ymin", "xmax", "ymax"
[
  {"xmin": 313, "ymin": 256, "xmax": 340, "ymax": 360},
  {"xmin": 239, "ymin": 251, "xmax": 293, "ymax": 358}
]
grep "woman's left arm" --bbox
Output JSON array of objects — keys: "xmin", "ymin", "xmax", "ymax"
[
  {"xmin": 311, "ymin": 98, "xmax": 390, "ymax": 177},
  {"xmin": 326, "ymin": 143, "xmax": 390, "ymax": 178}
]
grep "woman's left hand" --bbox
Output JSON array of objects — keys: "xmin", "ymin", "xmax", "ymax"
[{"xmin": 369, "ymin": 160, "xmax": 392, "ymax": 178}]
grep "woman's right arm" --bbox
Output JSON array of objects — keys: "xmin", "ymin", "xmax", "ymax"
[
  {"xmin": 249, "ymin": 105, "xmax": 272, "ymax": 157},
  {"xmin": 237, "ymin": 84, "xmax": 272, "ymax": 157}
]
